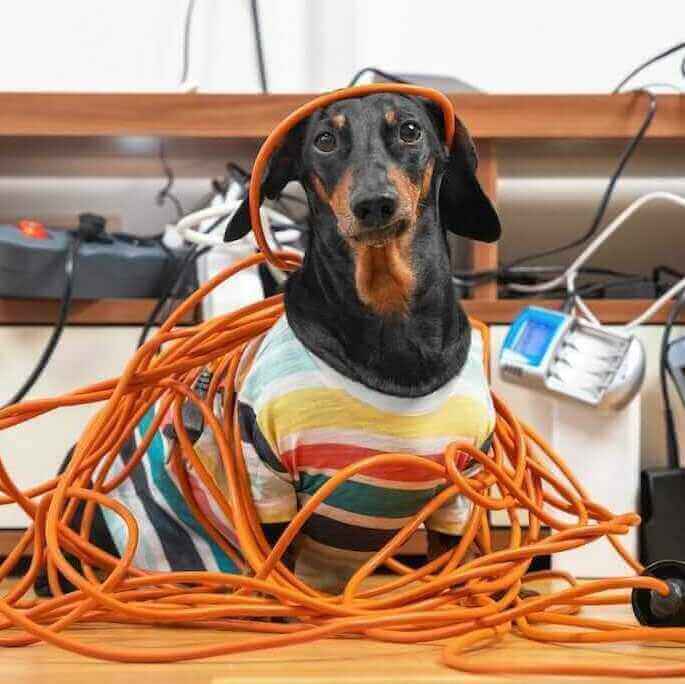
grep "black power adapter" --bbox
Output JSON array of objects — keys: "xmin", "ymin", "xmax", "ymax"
[
  {"xmin": 640, "ymin": 291, "xmax": 685, "ymax": 565},
  {"xmin": 640, "ymin": 469, "xmax": 685, "ymax": 565}
]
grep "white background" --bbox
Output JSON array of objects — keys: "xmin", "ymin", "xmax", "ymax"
[{"xmin": 0, "ymin": 0, "xmax": 683, "ymax": 93}]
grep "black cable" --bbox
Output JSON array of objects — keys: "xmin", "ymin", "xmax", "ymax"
[
  {"xmin": 452, "ymin": 265, "xmax": 643, "ymax": 288},
  {"xmin": 137, "ymin": 216, "xmax": 226, "ymax": 349},
  {"xmin": 573, "ymin": 275, "xmax": 652, "ymax": 299},
  {"xmin": 180, "ymin": 0, "xmax": 196, "ymax": 85},
  {"xmin": 613, "ymin": 41, "xmax": 685, "ymax": 94},
  {"xmin": 226, "ymin": 162, "xmax": 251, "ymax": 183},
  {"xmin": 3, "ymin": 234, "xmax": 81, "ymax": 407},
  {"xmin": 250, "ymin": 0, "xmax": 269, "ymax": 94},
  {"xmin": 503, "ymin": 41, "xmax": 685, "ymax": 274},
  {"xmin": 347, "ymin": 67, "xmax": 410, "ymax": 88},
  {"xmin": 505, "ymin": 90, "xmax": 657, "ymax": 270},
  {"xmin": 654, "ymin": 265, "xmax": 685, "ymax": 287},
  {"xmin": 546, "ymin": 276, "xmax": 652, "ymax": 305},
  {"xmin": 156, "ymin": 140, "xmax": 185, "ymax": 221},
  {"xmin": 137, "ymin": 245, "xmax": 204, "ymax": 349},
  {"xmin": 225, "ymin": 162, "xmax": 307, "ymax": 207},
  {"xmin": 661, "ymin": 289, "xmax": 685, "ymax": 469}
]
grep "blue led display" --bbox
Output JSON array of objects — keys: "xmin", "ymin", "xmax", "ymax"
[
  {"xmin": 514, "ymin": 319, "xmax": 555, "ymax": 359},
  {"xmin": 503, "ymin": 307, "xmax": 567, "ymax": 367}
]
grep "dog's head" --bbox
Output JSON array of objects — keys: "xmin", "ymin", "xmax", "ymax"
[{"xmin": 226, "ymin": 93, "xmax": 500, "ymax": 316}]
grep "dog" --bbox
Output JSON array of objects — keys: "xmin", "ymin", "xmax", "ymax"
[{"xmin": 38, "ymin": 93, "xmax": 501, "ymax": 595}]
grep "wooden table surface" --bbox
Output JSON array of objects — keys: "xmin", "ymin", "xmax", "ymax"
[{"xmin": 2, "ymin": 581, "xmax": 685, "ymax": 684}]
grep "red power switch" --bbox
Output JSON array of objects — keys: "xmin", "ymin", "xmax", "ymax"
[{"xmin": 17, "ymin": 219, "xmax": 50, "ymax": 240}]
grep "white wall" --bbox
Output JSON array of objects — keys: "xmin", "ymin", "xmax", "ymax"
[
  {"xmin": 347, "ymin": 1, "xmax": 685, "ymax": 94},
  {"xmin": 0, "ymin": 0, "xmax": 683, "ymax": 93},
  {"xmin": 0, "ymin": 0, "xmax": 313, "ymax": 92}
]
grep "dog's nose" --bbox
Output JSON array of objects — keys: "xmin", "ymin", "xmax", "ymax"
[{"xmin": 351, "ymin": 194, "xmax": 398, "ymax": 228}]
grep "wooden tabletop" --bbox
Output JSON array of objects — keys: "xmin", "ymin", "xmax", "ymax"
[{"xmin": 2, "ymin": 584, "xmax": 684, "ymax": 684}]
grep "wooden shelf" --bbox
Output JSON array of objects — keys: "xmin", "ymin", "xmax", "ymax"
[
  {"xmin": 1, "ymin": 92, "xmax": 683, "ymax": 327},
  {"xmin": 0, "ymin": 92, "xmax": 682, "ymax": 139},
  {"xmin": 0, "ymin": 297, "xmax": 680, "ymax": 326},
  {"xmin": 0, "ymin": 298, "xmax": 196, "ymax": 325},
  {"xmin": 462, "ymin": 298, "xmax": 685, "ymax": 325}
]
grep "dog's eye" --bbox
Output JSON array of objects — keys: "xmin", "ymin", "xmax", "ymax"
[
  {"xmin": 314, "ymin": 131, "xmax": 337, "ymax": 153},
  {"xmin": 399, "ymin": 121, "xmax": 422, "ymax": 143}
]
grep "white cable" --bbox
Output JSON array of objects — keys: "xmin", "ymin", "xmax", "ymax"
[
  {"xmin": 509, "ymin": 192, "xmax": 685, "ymax": 295},
  {"xmin": 170, "ymin": 201, "xmax": 303, "ymax": 272},
  {"xmin": 566, "ymin": 273, "xmax": 602, "ymax": 327},
  {"xmin": 624, "ymin": 276, "xmax": 685, "ymax": 330},
  {"xmin": 178, "ymin": 0, "xmax": 198, "ymax": 92}
]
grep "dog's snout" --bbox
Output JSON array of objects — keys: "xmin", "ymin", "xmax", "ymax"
[{"xmin": 351, "ymin": 194, "xmax": 398, "ymax": 228}]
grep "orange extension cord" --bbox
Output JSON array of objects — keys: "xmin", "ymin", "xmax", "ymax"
[{"xmin": 0, "ymin": 85, "xmax": 683, "ymax": 676}]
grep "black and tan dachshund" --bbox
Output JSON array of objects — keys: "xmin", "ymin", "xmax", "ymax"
[
  {"xmin": 226, "ymin": 92, "xmax": 501, "ymax": 565},
  {"xmin": 36, "ymin": 93, "xmax": 501, "ymax": 595}
]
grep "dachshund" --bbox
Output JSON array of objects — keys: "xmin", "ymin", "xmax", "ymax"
[
  {"xmin": 223, "ymin": 93, "xmax": 501, "ymax": 590},
  {"xmin": 36, "ymin": 93, "xmax": 501, "ymax": 596}
]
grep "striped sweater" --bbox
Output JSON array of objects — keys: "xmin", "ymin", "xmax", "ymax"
[{"xmin": 101, "ymin": 315, "xmax": 494, "ymax": 590}]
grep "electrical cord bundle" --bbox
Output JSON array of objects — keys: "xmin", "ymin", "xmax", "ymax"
[
  {"xmin": 506, "ymin": 191, "xmax": 685, "ymax": 330},
  {"xmin": 1, "ymin": 85, "xmax": 685, "ymax": 676}
]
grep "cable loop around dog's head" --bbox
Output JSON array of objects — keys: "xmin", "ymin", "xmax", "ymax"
[{"xmin": 249, "ymin": 84, "xmax": 456, "ymax": 270}]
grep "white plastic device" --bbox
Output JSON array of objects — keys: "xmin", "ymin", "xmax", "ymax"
[{"xmin": 500, "ymin": 306, "xmax": 646, "ymax": 410}]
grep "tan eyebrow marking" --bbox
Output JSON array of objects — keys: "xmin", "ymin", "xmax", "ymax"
[
  {"xmin": 331, "ymin": 114, "xmax": 346, "ymax": 129},
  {"xmin": 388, "ymin": 165, "xmax": 420, "ymax": 210},
  {"xmin": 329, "ymin": 169, "xmax": 354, "ymax": 233},
  {"xmin": 421, "ymin": 160, "xmax": 435, "ymax": 199},
  {"xmin": 310, "ymin": 173, "xmax": 329, "ymax": 202},
  {"xmin": 310, "ymin": 170, "xmax": 355, "ymax": 237},
  {"xmin": 384, "ymin": 110, "xmax": 398, "ymax": 125}
]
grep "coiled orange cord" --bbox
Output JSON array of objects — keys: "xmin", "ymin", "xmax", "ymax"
[{"xmin": 0, "ymin": 85, "xmax": 683, "ymax": 676}]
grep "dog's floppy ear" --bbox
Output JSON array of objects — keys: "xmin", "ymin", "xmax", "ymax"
[
  {"xmin": 420, "ymin": 100, "xmax": 501, "ymax": 243},
  {"xmin": 224, "ymin": 122, "xmax": 306, "ymax": 242}
]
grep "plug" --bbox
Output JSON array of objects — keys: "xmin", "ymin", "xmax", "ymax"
[
  {"xmin": 76, "ymin": 213, "xmax": 107, "ymax": 241},
  {"xmin": 162, "ymin": 369, "xmax": 213, "ymax": 445},
  {"xmin": 632, "ymin": 560, "xmax": 685, "ymax": 627},
  {"xmin": 640, "ymin": 468, "xmax": 685, "ymax": 565}
]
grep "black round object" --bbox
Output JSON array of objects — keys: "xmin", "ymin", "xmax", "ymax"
[{"xmin": 632, "ymin": 560, "xmax": 685, "ymax": 627}]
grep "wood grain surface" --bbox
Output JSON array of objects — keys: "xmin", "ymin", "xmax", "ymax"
[
  {"xmin": 0, "ymin": 578, "xmax": 682, "ymax": 684},
  {"xmin": 0, "ymin": 93, "xmax": 682, "ymax": 139}
]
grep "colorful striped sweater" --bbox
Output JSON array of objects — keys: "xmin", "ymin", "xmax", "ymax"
[{"xmin": 101, "ymin": 315, "xmax": 495, "ymax": 590}]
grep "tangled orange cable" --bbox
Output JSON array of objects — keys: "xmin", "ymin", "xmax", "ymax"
[{"xmin": 0, "ymin": 85, "xmax": 682, "ymax": 677}]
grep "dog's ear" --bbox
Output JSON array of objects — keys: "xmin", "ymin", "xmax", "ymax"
[
  {"xmin": 224, "ymin": 122, "xmax": 306, "ymax": 242},
  {"xmin": 420, "ymin": 100, "xmax": 501, "ymax": 243}
]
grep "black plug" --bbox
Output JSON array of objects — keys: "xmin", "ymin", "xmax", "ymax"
[
  {"xmin": 632, "ymin": 560, "xmax": 685, "ymax": 627},
  {"xmin": 76, "ymin": 213, "xmax": 108, "ymax": 241},
  {"xmin": 162, "ymin": 369, "xmax": 213, "ymax": 445},
  {"xmin": 640, "ymin": 468, "xmax": 685, "ymax": 565}
]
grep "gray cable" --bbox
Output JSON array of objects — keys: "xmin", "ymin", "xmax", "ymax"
[{"xmin": 180, "ymin": 0, "xmax": 196, "ymax": 85}]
